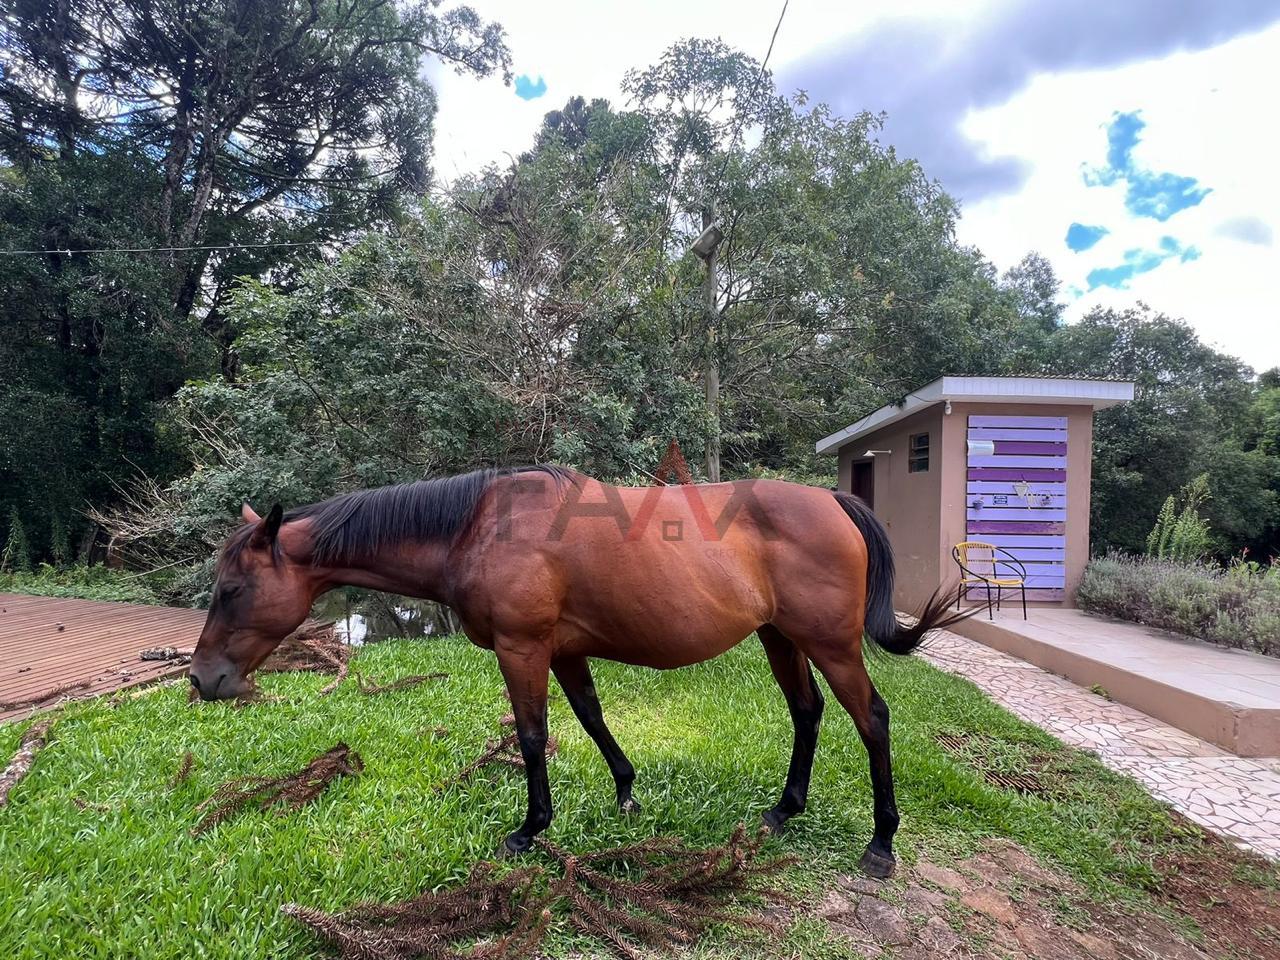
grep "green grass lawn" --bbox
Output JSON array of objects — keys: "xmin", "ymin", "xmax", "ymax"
[{"xmin": 0, "ymin": 637, "xmax": 1208, "ymax": 958}]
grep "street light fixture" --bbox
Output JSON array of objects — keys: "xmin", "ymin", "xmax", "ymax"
[{"xmin": 690, "ymin": 223, "xmax": 723, "ymax": 261}]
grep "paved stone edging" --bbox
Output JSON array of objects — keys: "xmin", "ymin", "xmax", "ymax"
[{"xmin": 920, "ymin": 631, "xmax": 1280, "ymax": 860}]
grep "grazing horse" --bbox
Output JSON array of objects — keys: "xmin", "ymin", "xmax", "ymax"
[{"xmin": 189, "ymin": 466, "xmax": 964, "ymax": 877}]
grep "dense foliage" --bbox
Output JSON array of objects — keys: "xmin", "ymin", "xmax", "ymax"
[
  {"xmin": 1078, "ymin": 555, "xmax": 1280, "ymax": 658},
  {"xmin": 1051, "ymin": 307, "xmax": 1279, "ymax": 557},
  {"xmin": 0, "ymin": 0, "xmax": 510, "ymax": 561},
  {"xmin": 1, "ymin": 19, "xmax": 1277, "ymax": 581}
]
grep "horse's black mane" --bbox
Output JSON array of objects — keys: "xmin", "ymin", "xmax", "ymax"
[{"xmin": 227, "ymin": 465, "xmax": 575, "ymax": 566}]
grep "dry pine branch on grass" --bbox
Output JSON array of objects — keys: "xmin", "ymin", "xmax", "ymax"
[
  {"xmin": 259, "ymin": 625, "xmax": 353, "ymax": 696},
  {"xmin": 171, "ymin": 751, "xmax": 195, "ymax": 788},
  {"xmin": 536, "ymin": 823, "xmax": 794, "ymax": 960},
  {"xmin": 433, "ymin": 733, "xmax": 559, "ymax": 794},
  {"xmin": 283, "ymin": 824, "xmax": 793, "ymax": 960},
  {"xmin": 283, "ymin": 863, "xmax": 550, "ymax": 960},
  {"xmin": 261, "ymin": 624, "xmax": 348, "ymax": 670},
  {"xmin": 355, "ymin": 672, "xmax": 450, "ymax": 696},
  {"xmin": 0, "ymin": 680, "xmax": 90, "ymax": 712},
  {"xmin": 192, "ymin": 743, "xmax": 362, "ymax": 835},
  {"xmin": 0, "ymin": 718, "xmax": 55, "ymax": 807}
]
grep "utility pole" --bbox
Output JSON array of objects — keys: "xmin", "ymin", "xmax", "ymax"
[{"xmin": 691, "ymin": 208, "xmax": 724, "ymax": 483}]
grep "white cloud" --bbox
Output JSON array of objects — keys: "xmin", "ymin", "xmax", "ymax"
[{"xmin": 956, "ymin": 22, "xmax": 1280, "ymax": 370}]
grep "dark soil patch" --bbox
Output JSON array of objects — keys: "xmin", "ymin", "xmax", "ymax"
[
  {"xmin": 1151, "ymin": 817, "xmax": 1280, "ymax": 959},
  {"xmin": 936, "ymin": 731, "xmax": 1051, "ymax": 796},
  {"xmin": 814, "ymin": 836, "xmax": 1279, "ymax": 959}
]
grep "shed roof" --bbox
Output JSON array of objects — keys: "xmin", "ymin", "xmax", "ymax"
[{"xmin": 815, "ymin": 375, "xmax": 1135, "ymax": 456}]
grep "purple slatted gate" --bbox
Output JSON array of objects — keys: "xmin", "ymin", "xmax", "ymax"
[{"xmin": 966, "ymin": 415, "xmax": 1066, "ymax": 601}]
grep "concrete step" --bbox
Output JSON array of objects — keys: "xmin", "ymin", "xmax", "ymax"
[{"xmin": 951, "ymin": 608, "xmax": 1280, "ymax": 757}]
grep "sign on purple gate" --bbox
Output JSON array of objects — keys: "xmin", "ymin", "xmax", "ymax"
[{"xmin": 966, "ymin": 415, "xmax": 1067, "ymax": 601}]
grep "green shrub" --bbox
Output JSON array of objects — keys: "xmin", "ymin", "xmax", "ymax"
[
  {"xmin": 0, "ymin": 563, "xmax": 173, "ymax": 605},
  {"xmin": 1078, "ymin": 553, "xmax": 1280, "ymax": 658},
  {"xmin": 1145, "ymin": 473, "xmax": 1213, "ymax": 562},
  {"xmin": 2, "ymin": 507, "xmax": 32, "ymax": 572}
]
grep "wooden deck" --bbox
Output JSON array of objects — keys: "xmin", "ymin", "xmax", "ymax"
[{"xmin": 0, "ymin": 593, "xmax": 207, "ymax": 723}]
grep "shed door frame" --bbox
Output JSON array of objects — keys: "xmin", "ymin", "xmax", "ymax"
[
  {"xmin": 851, "ymin": 458, "xmax": 875, "ymax": 508},
  {"xmin": 964, "ymin": 415, "xmax": 1067, "ymax": 602}
]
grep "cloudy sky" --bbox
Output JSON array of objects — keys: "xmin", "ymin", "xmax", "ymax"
[{"xmin": 428, "ymin": 0, "xmax": 1280, "ymax": 370}]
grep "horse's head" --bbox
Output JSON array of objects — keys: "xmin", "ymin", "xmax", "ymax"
[{"xmin": 189, "ymin": 503, "xmax": 314, "ymax": 701}]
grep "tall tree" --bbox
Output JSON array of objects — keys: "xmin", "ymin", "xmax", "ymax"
[
  {"xmin": 1002, "ymin": 252, "xmax": 1065, "ymax": 331},
  {"xmin": 623, "ymin": 38, "xmax": 780, "ymax": 481},
  {"xmin": 620, "ymin": 40, "xmax": 1032, "ymax": 478},
  {"xmin": 0, "ymin": 0, "xmax": 509, "ymax": 559}
]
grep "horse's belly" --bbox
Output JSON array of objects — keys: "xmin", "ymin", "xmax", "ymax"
[{"xmin": 554, "ymin": 557, "xmax": 769, "ymax": 668}]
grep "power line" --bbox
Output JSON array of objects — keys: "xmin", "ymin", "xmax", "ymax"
[
  {"xmin": 709, "ymin": 0, "xmax": 790, "ymax": 196},
  {"xmin": 0, "ymin": 239, "xmax": 331, "ymax": 257},
  {"xmin": 757, "ymin": 0, "xmax": 789, "ymax": 79}
]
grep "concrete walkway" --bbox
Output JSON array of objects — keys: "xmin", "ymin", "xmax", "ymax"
[
  {"xmin": 952, "ymin": 608, "xmax": 1280, "ymax": 756},
  {"xmin": 921, "ymin": 630, "xmax": 1280, "ymax": 859}
]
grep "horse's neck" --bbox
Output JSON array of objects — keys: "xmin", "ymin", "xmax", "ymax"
[{"xmin": 304, "ymin": 536, "xmax": 454, "ymax": 605}]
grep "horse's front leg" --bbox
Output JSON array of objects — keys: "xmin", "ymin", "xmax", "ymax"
[{"xmin": 494, "ymin": 636, "xmax": 553, "ymax": 854}]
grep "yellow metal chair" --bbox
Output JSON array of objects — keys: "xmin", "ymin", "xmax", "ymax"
[{"xmin": 952, "ymin": 541, "xmax": 1028, "ymax": 620}]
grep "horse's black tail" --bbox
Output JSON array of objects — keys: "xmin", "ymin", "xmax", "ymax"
[{"xmin": 833, "ymin": 491, "xmax": 973, "ymax": 656}]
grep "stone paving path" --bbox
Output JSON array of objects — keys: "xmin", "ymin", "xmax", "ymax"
[{"xmin": 920, "ymin": 631, "xmax": 1280, "ymax": 860}]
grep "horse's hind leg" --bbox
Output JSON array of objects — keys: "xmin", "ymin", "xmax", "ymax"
[
  {"xmin": 758, "ymin": 625, "xmax": 824, "ymax": 833},
  {"xmin": 804, "ymin": 639, "xmax": 900, "ymax": 879},
  {"xmin": 552, "ymin": 655, "xmax": 639, "ymax": 813}
]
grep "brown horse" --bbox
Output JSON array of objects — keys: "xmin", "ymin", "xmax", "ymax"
[{"xmin": 190, "ymin": 466, "xmax": 964, "ymax": 877}]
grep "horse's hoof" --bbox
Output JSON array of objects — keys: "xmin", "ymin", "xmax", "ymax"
[
  {"xmin": 497, "ymin": 834, "xmax": 531, "ymax": 859},
  {"xmin": 618, "ymin": 797, "xmax": 642, "ymax": 815},
  {"xmin": 858, "ymin": 846, "xmax": 896, "ymax": 879},
  {"xmin": 761, "ymin": 808, "xmax": 789, "ymax": 834}
]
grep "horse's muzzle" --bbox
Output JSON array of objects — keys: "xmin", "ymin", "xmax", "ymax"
[{"xmin": 188, "ymin": 658, "xmax": 242, "ymax": 701}]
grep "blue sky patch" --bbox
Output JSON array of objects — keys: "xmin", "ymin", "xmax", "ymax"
[
  {"xmin": 1087, "ymin": 235, "xmax": 1199, "ymax": 290},
  {"xmin": 1084, "ymin": 111, "xmax": 1210, "ymax": 221},
  {"xmin": 1065, "ymin": 223, "xmax": 1108, "ymax": 252},
  {"xmin": 514, "ymin": 74, "xmax": 547, "ymax": 100}
]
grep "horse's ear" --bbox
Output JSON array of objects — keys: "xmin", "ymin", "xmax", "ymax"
[
  {"xmin": 262, "ymin": 503, "xmax": 284, "ymax": 542},
  {"xmin": 249, "ymin": 503, "xmax": 284, "ymax": 547},
  {"xmin": 241, "ymin": 503, "xmax": 261, "ymax": 524}
]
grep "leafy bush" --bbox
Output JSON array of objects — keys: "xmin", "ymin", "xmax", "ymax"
[
  {"xmin": 1078, "ymin": 554, "xmax": 1280, "ymax": 657},
  {"xmin": 1145, "ymin": 473, "xmax": 1213, "ymax": 562},
  {"xmin": 1, "ymin": 507, "xmax": 32, "ymax": 572},
  {"xmin": 0, "ymin": 564, "xmax": 173, "ymax": 605}
]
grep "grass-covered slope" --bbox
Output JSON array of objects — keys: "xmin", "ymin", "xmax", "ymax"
[{"xmin": 0, "ymin": 637, "xmax": 1223, "ymax": 958}]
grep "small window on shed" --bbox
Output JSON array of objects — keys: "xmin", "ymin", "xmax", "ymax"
[{"xmin": 908, "ymin": 432, "xmax": 930, "ymax": 473}]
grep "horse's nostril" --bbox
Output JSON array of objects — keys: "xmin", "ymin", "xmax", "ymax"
[
  {"xmin": 189, "ymin": 673, "xmax": 202, "ymax": 692},
  {"xmin": 212, "ymin": 673, "xmax": 229, "ymax": 698}
]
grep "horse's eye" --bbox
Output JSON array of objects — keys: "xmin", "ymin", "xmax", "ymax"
[{"xmin": 220, "ymin": 585, "xmax": 243, "ymax": 601}]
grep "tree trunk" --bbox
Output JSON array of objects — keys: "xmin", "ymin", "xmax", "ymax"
[{"xmin": 702, "ymin": 207, "xmax": 721, "ymax": 483}]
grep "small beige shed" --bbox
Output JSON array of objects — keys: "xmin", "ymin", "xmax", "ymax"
[{"xmin": 816, "ymin": 376, "xmax": 1134, "ymax": 609}]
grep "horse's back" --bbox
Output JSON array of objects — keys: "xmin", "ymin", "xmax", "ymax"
[{"xmin": 459, "ymin": 476, "xmax": 866, "ymax": 666}]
